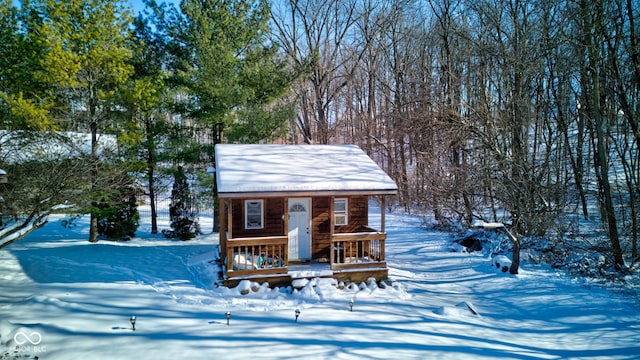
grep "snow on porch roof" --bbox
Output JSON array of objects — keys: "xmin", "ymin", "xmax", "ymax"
[{"xmin": 215, "ymin": 144, "xmax": 398, "ymax": 198}]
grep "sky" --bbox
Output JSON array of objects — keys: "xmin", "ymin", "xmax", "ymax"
[{"xmin": 129, "ymin": 0, "xmax": 181, "ymax": 16}]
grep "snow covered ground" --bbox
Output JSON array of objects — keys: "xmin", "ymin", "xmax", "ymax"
[{"xmin": 1, "ymin": 208, "xmax": 639, "ymax": 359}]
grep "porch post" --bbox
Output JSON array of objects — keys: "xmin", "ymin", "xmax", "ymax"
[
  {"xmin": 283, "ymin": 198, "xmax": 289, "ymax": 261},
  {"xmin": 283, "ymin": 197, "xmax": 289, "ymax": 237},
  {"xmin": 219, "ymin": 199, "xmax": 227, "ymax": 259},
  {"xmin": 227, "ymin": 200, "xmax": 233, "ymax": 239},
  {"xmin": 381, "ymin": 195, "xmax": 386, "ymax": 233},
  {"xmin": 329, "ymin": 196, "xmax": 335, "ymax": 236},
  {"xmin": 329, "ymin": 196, "xmax": 335, "ymax": 266}
]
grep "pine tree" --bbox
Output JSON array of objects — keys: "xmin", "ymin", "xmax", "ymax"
[
  {"xmin": 165, "ymin": 0, "xmax": 294, "ymax": 231},
  {"xmin": 165, "ymin": 166, "xmax": 199, "ymax": 240},
  {"xmin": 97, "ymin": 192, "xmax": 140, "ymax": 241},
  {"xmin": 0, "ymin": 1, "xmax": 53, "ymax": 130},
  {"xmin": 32, "ymin": 0, "xmax": 135, "ymax": 243}
]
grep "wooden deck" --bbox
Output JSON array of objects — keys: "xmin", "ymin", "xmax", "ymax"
[{"xmin": 223, "ymin": 229, "xmax": 389, "ymax": 288}]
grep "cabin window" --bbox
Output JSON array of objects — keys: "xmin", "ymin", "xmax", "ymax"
[
  {"xmin": 245, "ymin": 200, "xmax": 264, "ymax": 229},
  {"xmin": 334, "ymin": 198, "xmax": 348, "ymax": 226}
]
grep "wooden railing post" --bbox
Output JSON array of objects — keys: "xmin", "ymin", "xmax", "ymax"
[
  {"xmin": 227, "ymin": 246, "xmax": 233, "ymax": 273},
  {"xmin": 330, "ymin": 240, "xmax": 335, "ymax": 265}
]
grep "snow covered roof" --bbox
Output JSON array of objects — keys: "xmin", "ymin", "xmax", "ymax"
[
  {"xmin": 0, "ymin": 130, "xmax": 117, "ymax": 164},
  {"xmin": 215, "ymin": 144, "xmax": 398, "ymax": 198}
]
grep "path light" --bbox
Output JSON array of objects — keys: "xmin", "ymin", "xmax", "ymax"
[
  {"xmin": 349, "ymin": 299, "xmax": 354, "ymax": 312},
  {"xmin": 225, "ymin": 311, "xmax": 231, "ymax": 326},
  {"xmin": 130, "ymin": 316, "xmax": 136, "ymax": 331},
  {"xmin": 295, "ymin": 309, "xmax": 300, "ymax": 322}
]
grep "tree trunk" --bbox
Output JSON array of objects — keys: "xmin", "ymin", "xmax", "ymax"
[
  {"xmin": 145, "ymin": 116, "xmax": 158, "ymax": 234},
  {"xmin": 148, "ymin": 163, "xmax": 158, "ymax": 234},
  {"xmin": 501, "ymin": 227, "xmax": 520, "ymax": 275},
  {"xmin": 510, "ymin": 239, "xmax": 520, "ymax": 275},
  {"xmin": 89, "ymin": 215, "xmax": 99, "ymax": 243},
  {"xmin": 593, "ymin": 115, "xmax": 624, "ymax": 269},
  {"xmin": 212, "ymin": 122, "xmax": 223, "ymax": 233},
  {"xmin": 582, "ymin": 0, "xmax": 624, "ymax": 269},
  {"xmin": 89, "ymin": 118, "xmax": 99, "ymax": 243}
]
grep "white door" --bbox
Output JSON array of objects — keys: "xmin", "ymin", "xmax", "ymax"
[{"xmin": 288, "ymin": 198, "xmax": 311, "ymax": 260}]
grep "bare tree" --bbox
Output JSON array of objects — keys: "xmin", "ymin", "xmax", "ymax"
[
  {"xmin": 271, "ymin": 0, "xmax": 361, "ymax": 144},
  {"xmin": 577, "ymin": 0, "xmax": 625, "ymax": 269},
  {"xmin": 0, "ymin": 132, "xmax": 113, "ymax": 245},
  {"xmin": 603, "ymin": 0, "xmax": 640, "ymax": 262},
  {"xmin": 271, "ymin": 0, "xmax": 639, "ymax": 272}
]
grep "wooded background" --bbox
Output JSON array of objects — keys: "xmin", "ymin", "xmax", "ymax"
[{"xmin": 270, "ymin": 0, "xmax": 639, "ymax": 271}]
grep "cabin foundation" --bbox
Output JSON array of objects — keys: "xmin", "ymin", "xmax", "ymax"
[{"xmin": 224, "ymin": 268, "xmax": 389, "ymax": 289}]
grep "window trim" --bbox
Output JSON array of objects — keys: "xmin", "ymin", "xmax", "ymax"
[
  {"xmin": 334, "ymin": 198, "xmax": 348, "ymax": 226},
  {"xmin": 245, "ymin": 199, "xmax": 264, "ymax": 229}
]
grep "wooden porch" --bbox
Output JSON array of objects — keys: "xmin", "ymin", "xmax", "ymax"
[{"xmin": 223, "ymin": 229, "xmax": 388, "ymax": 288}]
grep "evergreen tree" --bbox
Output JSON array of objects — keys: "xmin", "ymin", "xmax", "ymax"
[
  {"xmin": 32, "ymin": 0, "xmax": 136, "ymax": 242},
  {"xmin": 0, "ymin": 0, "xmax": 53, "ymax": 130},
  {"xmin": 164, "ymin": 0, "xmax": 295, "ymax": 231},
  {"xmin": 97, "ymin": 191, "xmax": 140, "ymax": 241},
  {"xmin": 164, "ymin": 166, "xmax": 199, "ymax": 240},
  {"xmin": 119, "ymin": 12, "xmax": 173, "ymax": 234}
]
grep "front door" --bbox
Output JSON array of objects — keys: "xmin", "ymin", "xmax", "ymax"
[{"xmin": 288, "ymin": 198, "xmax": 311, "ymax": 260}]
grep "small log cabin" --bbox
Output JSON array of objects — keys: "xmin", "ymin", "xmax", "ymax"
[{"xmin": 215, "ymin": 144, "xmax": 398, "ymax": 287}]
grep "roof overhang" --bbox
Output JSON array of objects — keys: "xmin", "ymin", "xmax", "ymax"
[{"xmin": 218, "ymin": 189, "xmax": 398, "ymax": 199}]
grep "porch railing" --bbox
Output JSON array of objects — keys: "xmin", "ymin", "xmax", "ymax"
[
  {"xmin": 330, "ymin": 229, "xmax": 386, "ymax": 270},
  {"xmin": 224, "ymin": 230, "xmax": 387, "ymax": 276},
  {"xmin": 226, "ymin": 236, "xmax": 289, "ymax": 277}
]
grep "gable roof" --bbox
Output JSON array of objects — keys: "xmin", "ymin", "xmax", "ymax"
[{"xmin": 215, "ymin": 144, "xmax": 398, "ymax": 198}]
